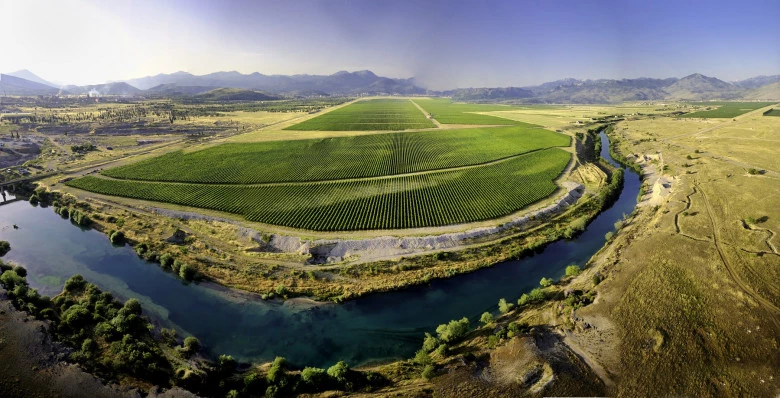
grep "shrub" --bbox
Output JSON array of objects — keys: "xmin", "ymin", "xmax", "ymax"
[
  {"xmin": 109, "ymin": 231, "xmax": 125, "ymax": 244},
  {"xmin": 300, "ymin": 366, "xmax": 328, "ymax": 388},
  {"xmin": 0, "ymin": 241, "xmax": 10, "ymax": 257},
  {"xmin": 528, "ymin": 288, "xmax": 546, "ymax": 303},
  {"xmin": 266, "ymin": 356, "xmax": 287, "ymax": 384},
  {"xmin": 421, "ymin": 364, "xmax": 436, "ymax": 380},
  {"xmin": 539, "ymin": 277, "xmax": 553, "ymax": 287},
  {"xmin": 422, "ymin": 332, "xmax": 439, "ymax": 352},
  {"xmin": 63, "ymin": 275, "xmax": 87, "ymax": 293},
  {"xmin": 327, "ymin": 361, "xmax": 350, "ymax": 384},
  {"xmin": 179, "ymin": 263, "xmax": 195, "ymax": 281},
  {"xmin": 414, "ymin": 349, "xmax": 432, "ymax": 365},
  {"xmin": 275, "ymin": 285, "xmax": 288, "ymax": 296},
  {"xmin": 565, "ymin": 264, "xmax": 581, "ymax": 277},
  {"xmin": 498, "ymin": 298, "xmax": 514, "ymax": 314},
  {"xmin": 517, "ymin": 293, "xmax": 530, "ymax": 306},
  {"xmin": 172, "ymin": 259, "xmax": 184, "ymax": 273},
  {"xmin": 182, "ymin": 336, "xmax": 200, "ymax": 355},
  {"xmin": 480, "ymin": 311, "xmax": 494, "ymax": 325},
  {"xmin": 159, "ymin": 253, "xmax": 174, "ymax": 269},
  {"xmin": 135, "ymin": 243, "xmax": 149, "ymax": 256},
  {"xmin": 435, "ymin": 317, "xmax": 470, "ymax": 343},
  {"xmin": 13, "ymin": 266, "xmax": 27, "ymax": 278},
  {"xmin": 605, "ymin": 231, "xmax": 614, "ymax": 241}
]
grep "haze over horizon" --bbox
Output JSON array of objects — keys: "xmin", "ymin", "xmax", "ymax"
[{"xmin": 1, "ymin": 0, "xmax": 778, "ymax": 89}]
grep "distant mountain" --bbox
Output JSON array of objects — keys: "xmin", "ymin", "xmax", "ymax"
[
  {"xmin": 64, "ymin": 82, "xmax": 141, "ymax": 97},
  {"xmin": 0, "ymin": 74, "xmax": 59, "ymax": 96},
  {"xmin": 6, "ymin": 69, "xmax": 57, "ymax": 87},
  {"xmin": 145, "ymin": 84, "xmax": 219, "ymax": 97},
  {"xmin": 734, "ymin": 75, "xmax": 780, "ymax": 89},
  {"xmin": 663, "ymin": 73, "xmax": 740, "ymax": 100},
  {"xmin": 124, "ymin": 70, "xmax": 425, "ymax": 96},
  {"xmin": 455, "ymin": 73, "xmax": 776, "ymax": 103},
  {"xmin": 741, "ymin": 81, "xmax": 780, "ymax": 101},
  {"xmin": 448, "ymin": 87, "xmax": 534, "ymax": 101},
  {"xmin": 195, "ymin": 88, "xmax": 280, "ymax": 101}
]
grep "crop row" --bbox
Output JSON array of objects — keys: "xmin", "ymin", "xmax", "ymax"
[
  {"xmin": 411, "ymin": 99, "xmax": 520, "ymax": 125},
  {"xmin": 101, "ymin": 125, "xmax": 569, "ymax": 184},
  {"xmin": 68, "ymin": 149, "xmax": 571, "ymax": 231},
  {"xmin": 286, "ymin": 98, "xmax": 435, "ymax": 130}
]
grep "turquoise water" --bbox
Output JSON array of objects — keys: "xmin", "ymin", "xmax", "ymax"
[{"xmin": 0, "ymin": 132, "xmax": 639, "ymax": 368}]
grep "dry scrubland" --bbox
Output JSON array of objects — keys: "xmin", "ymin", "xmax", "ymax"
[{"xmin": 570, "ymin": 105, "xmax": 780, "ymax": 396}]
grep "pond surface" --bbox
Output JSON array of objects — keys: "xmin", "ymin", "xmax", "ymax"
[{"xmin": 0, "ymin": 132, "xmax": 639, "ymax": 368}]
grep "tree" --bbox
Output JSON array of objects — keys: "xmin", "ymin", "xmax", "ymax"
[
  {"xmin": 179, "ymin": 263, "xmax": 195, "ymax": 281},
  {"xmin": 300, "ymin": 367, "xmax": 328, "ymax": 388},
  {"xmin": 480, "ymin": 312, "xmax": 494, "ymax": 325},
  {"xmin": 64, "ymin": 274, "xmax": 87, "ymax": 293},
  {"xmin": 498, "ymin": 298, "xmax": 514, "ymax": 314},
  {"xmin": 109, "ymin": 231, "xmax": 125, "ymax": 244},
  {"xmin": 539, "ymin": 277, "xmax": 553, "ymax": 287},
  {"xmin": 182, "ymin": 336, "xmax": 200, "ymax": 355},
  {"xmin": 421, "ymin": 365, "xmax": 436, "ymax": 380},
  {"xmin": 0, "ymin": 241, "xmax": 10, "ymax": 257},
  {"xmin": 435, "ymin": 317, "xmax": 470, "ymax": 343},
  {"xmin": 565, "ymin": 264, "xmax": 581, "ymax": 277},
  {"xmin": 327, "ymin": 361, "xmax": 350, "ymax": 384}
]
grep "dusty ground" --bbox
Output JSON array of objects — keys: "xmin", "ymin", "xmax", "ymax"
[{"xmin": 566, "ymin": 105, "xmax": 780, "ymax": 396}]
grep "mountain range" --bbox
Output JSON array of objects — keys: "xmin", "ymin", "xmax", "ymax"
[{"xmin": 1, "ymin": 69, "xmax": 778, "ymax": 103}]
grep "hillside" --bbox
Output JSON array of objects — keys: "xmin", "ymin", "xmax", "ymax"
[
  {"xmin": 0, "ymin": 74, "xmax": 59, "ymax": 96},
  {"xmin": 663, "ymin": 73, "xmax": 740, "ymax": 100},
  {"xmin": 195, "ymin": 87, "xmax": 280, "ymax": 101},
  {"xmin": 741, "ymin": 81, "xmax": 780, "ymax": 100},
  {"xmin": 64, "ymin": 82, "xmax": 141, "ymax": 97}
]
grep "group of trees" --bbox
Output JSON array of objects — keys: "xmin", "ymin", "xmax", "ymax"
[{"xmin": 0, "ymin": 264, "xmax": 390, "ymax": 397}]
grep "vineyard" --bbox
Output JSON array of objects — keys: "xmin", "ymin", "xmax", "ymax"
[
  {"xmin": 101, "ymin": 125, "xmax": 569, "ymax": 184},
  {"xmin": 67, "ymin": 148, "xmax": 571, "ymax": 231},
  {"xmin": 285, "ymin": 98, "xmax": 436, "ymax": 130},
  {"xmin": 412, "ymin": 98, "xmax": 520, "ymax": 125},
  {"xmin": 763, "ymin": 108, "xmax": 780, "ymax": 116},
  {"xmin": 680, "ymin": 102, "xmax": 775, "ymax": 118}
]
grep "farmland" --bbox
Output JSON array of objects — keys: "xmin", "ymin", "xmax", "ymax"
[
  {"xmin": 101, "ymin": 125, "xmax": 569, "ymax": 184},
  {"xmin": 285, "ymin": 98, "xmax": 435, "ymax": 130},
  {"xmin": 680, "ymin": 101, "xmax": 775, "ymax": 118},
  {"xmin": 763, "ymin": 108, "xmax": 780, "ymax": 116},
  {"xmin": 68, "ymin": 148, "xmax": 570, "ymax": 231},
  {"xmin": 412, "ymin": 98, "xmax": 520, "ymax": 124}
]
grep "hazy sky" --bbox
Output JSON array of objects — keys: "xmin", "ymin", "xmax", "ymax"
[{"xmin": 1, "ymin": 0, "xmax": 778, "ymax": 89}]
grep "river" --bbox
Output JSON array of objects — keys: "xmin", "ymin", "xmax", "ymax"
[{"xmin": 0, "ymin": 132, "xmax": 639, "ymax": 368}]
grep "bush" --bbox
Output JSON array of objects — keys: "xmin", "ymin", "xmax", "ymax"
[
  {"xmin": 539, "ymin": 277, "xmax": 553, "ymax": 287},
  {"xmin": 435, "ymin": 317, "xmax": 470, "ymax": 343},
  {"xmin": 421, "ymin": 365, "xmax": 436, "ymax": 380},
  {"xmin": 135, "ymin": 243, "xmax": 149, "ymax": 256},
  {"xmin": 528, "ymin": 288, "xmax": 546, "ymax": 302},
  {"xmin": 0, "ymin": 241, "xmax": 10, "ymax": 257},
  {"xmin": 63, "ymin": 275, "xmax": 87, "ymax": 293},
  {"xmin": 300, "ymin": 367, "xmax": 328, "ymax": 389},
  {"xmin": 498, "ymin": 298, "xmax": 514, "ymax": 314},
  {"xmin": 172, "ymin": 259, "xmax": 184, "ymax": 273},
  {"xmin": 109, "ymin": 231, "xmax": 125, "ymax": 244},
  {"xmin": 422, "ymin": 332, "xmax": 439, "ymax": 352},
  {"xmin": 605, "ymin": 231, "xmax": 614, "ymax": 241},
  {"xmin": 414, "ymin": 349, "xmax": 432, "ymax": 365},
  {"xmin": 159, "ymin": 253, "xmax": 174, "ymax": 269},
  {"xmin": 13, "ymin": 266, "xmax": 27, "ymax": 278},
  {"xmin": 182, "ymin": 336, "xmax": 200, "ymax": 355},
  {"xmin": 179, "ymin": 263, "xmax": 195, "ymax": 281},
  {"xmin": 565, "ymin": 264, "xmax": 581, "ymax": 277},
  {"xmin": 327, "ymin": 361, "xmax": 350, "ymax": 384},
  {"xmin": 266, "ymin": 356, "xmax": 287, "ymax": 384},
  {"xmin": 480, "ymin": 311, "xmax": 494, "ymax": 325}
]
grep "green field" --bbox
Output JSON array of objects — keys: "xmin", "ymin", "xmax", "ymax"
[
  {"xmin": 285, "ymin": 98, "xmax": 435, "ymax": 130},
  {"xmin": 102, "ymin": 125, "xmax": 568, "ymax": 184},
  {"xmin": 412, "ymin": 98, "xmax": 519, "ymax": 125},
  {"xmin": 67, "ymin": 148, "xmax": 570, "ymax": 231},
  {"xmin": 680, "ymin": 102, "xmax": 775, "ymax": 118},
  {"xmin": 763, "ymin": 108, "xmax": 780, "ymax": 116}
]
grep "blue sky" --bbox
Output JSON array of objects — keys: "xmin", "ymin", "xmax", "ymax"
[{"xmin": 1, "ymin": 0, "xmax": 778, "ymax": 88}]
